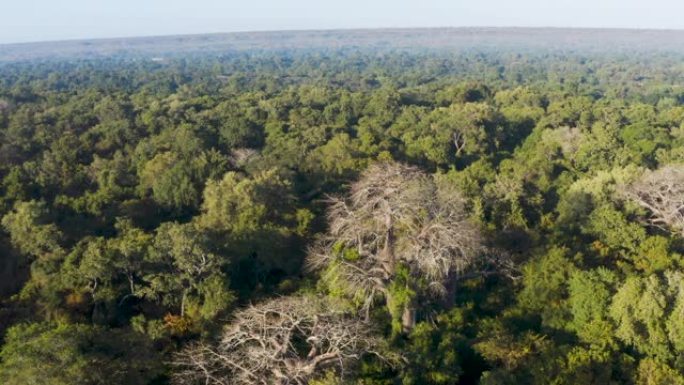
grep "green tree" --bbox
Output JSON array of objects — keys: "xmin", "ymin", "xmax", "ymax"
[
  {"xmin": 142, "ymin": 222, "xmax": 233, "ymax": 325},
  {"xmin": 609, "ymin": 271, "xmax": 684, "ymax": 363},
  {"xmin": 568, "ymin": 268, "xmax": 617, "ymax": 347},
  {"xmin": 1, "ymin": 200, "xmax": 63, "ymax": 258},
  {"xmin": 0, "ymin": 322, "xmax": 162, "ymax": 385}
]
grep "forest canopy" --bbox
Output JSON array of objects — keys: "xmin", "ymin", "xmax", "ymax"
[{"xmin": 2, "ymin": 30, "xmax": 684, "ymax": 384}]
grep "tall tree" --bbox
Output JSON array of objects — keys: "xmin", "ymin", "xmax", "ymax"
[{"xmin": 308, "ymin": 161, "xmax": 484, "ymax": 333}]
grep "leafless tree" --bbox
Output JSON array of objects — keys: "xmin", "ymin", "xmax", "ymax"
[
  {"xmin": 540, "ymin": 126, "xmax": 582, "ymax": 162},
  {"xmin": 621, "ymin": 165, "xmax": 684, "ymax": 235},
  {"xmin": 452, "ymin": 130, "xmax": 466, "ymax": 156},
  {"xmin": 172, "ymin": 296, "xmax": 379, "ymax": 385},
  {"xmin": 307, "ymin": 161, "xmax": 484, "ymax": 332},
  {"xmin": 229, "ymin": 148, "xmax": 259, "ymax": 168}
]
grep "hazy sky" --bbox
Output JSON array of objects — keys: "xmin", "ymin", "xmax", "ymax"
[{"xmin": 2, "ymin": 0, "xmax": 684, "ymax": 44}]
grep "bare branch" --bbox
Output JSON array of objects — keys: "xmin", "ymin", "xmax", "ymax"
[
  {"xmin": 307, "ymin": 161, "xmax": 496, "ymax": 330},
  {"xmin": 620, "ymin": 165, "xmax": 684, "ymax": 236},
  {"xmin": 172, "ymin": 296, "xmax": 379, "ymax": 385}
]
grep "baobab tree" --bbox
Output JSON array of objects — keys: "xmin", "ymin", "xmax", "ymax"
[
  {"xmin": 308, "ymin": 161, "xmax": 485, "ymax": 333},
  {"xmin": 171, "ymin": 296, "xmax": 378, "ymax": 385},
  {"xmin": 621, "ymin": 165, "xmax": 684, "ymax": 236}
]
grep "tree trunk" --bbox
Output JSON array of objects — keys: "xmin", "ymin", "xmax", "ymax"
[
  {"xmin": 401, "ymin": 302, "xmax": 416, "ymax": 333},
  {"xmin": 382, "ymin": 211, "xmax": 395, "ymax": 273},
  {"xmin": 127, "ymin": 271, "xmax": 136, "ymax": 295},
  {"xmin": 180, "ymin": 291, "xmax": 187, "ymax": 317}
]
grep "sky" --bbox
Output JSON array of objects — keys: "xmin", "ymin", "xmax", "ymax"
[{"xmin": 1, "ymin": 0, "xmax": 684, "ymax": 44}]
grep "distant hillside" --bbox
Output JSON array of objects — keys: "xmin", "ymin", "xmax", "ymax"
[{"xmin": 2, "ymin": 27, "xmax": 684, "ymax": 62}]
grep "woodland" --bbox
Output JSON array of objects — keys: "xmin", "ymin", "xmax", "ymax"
[{"xmin": 1, "ymin": 38, "xmax": 684, "ymax": 384}]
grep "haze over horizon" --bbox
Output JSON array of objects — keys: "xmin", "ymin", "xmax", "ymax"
[{"xmin": 2, "ymin": 0, "xmax": 684, "ymax": 45}]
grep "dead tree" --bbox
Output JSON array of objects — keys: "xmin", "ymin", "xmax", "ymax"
[
  {"xmin": 453, "ymin": 130, "xmax": 466, "ymax": 156},
  {"xmin": 308, "ymin": 161, "xmax": 484, "ymax": 333},
  {"xmin": 621, "ymin": 165, "xmax": 684, "ymax": 236},
  {"xmin": 172, "ymin": 296, "xmax": 378, "ymax": 385},
  {"xmin": 229, "ymin": 148, "xmax": 259, "ymax": 168}
]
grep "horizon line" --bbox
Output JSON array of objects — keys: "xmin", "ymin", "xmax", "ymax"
[{"xmin": 3, "ymin": 25, "xmax": 684, "ymax": 47}]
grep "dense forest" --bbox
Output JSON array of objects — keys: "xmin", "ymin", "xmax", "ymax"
[{"xmin": 3, "ymin": 30, "xmax": 684, "ymax": 384}]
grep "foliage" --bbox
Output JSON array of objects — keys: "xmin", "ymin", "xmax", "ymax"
[
  {"xmin": 2, "ymin": 40, "xmax": 684, "ymax": 384},
  {"xmin": 0, "ymin": 322, "xmax": 162, "ymax": 385}
]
